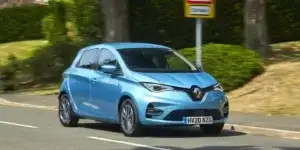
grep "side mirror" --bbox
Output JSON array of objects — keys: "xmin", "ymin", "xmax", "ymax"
[{"xmin": 100, "ymin": 64, "xmax": 116, "ymax": 74}]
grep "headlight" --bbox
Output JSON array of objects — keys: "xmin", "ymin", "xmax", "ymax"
[
  {"xmin": 140, "ymin": 82, "xmax": 174, "ymax": 92},
  {"xmin": 213, "ymin": 83, "xmax": 224, "ymax": 92}
]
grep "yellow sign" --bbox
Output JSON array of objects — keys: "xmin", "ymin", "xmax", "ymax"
[{"xmin": 184, "ymin": 0, "xmax": 215, "ymax": 18}]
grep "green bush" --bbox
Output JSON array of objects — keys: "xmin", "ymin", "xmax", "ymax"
[
  {"xmin": 71, "ymin": 0, "xmax": 104, "ymax": 43},
  {"xmin": 178, "ymin": 44, "xmax": 264, "ymax": 91},
  {"xmin": 0, "ymin": 54, "xmax": 20, "ymax": 91},
  {"xmin": 42, "ymin": 0, "xmax": 68, "ymax": 44},
  {"xmin": 0, "ymin": 4, "xmax": 49, "ymax": 43},
  {"xmin": 28, "ymin": 41, "xmax": 81, "ymax": 82}
]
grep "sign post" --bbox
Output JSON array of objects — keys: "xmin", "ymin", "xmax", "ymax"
[{"xmin": 184, "ymin": 0, "xmax": 215, "ymax": 68}]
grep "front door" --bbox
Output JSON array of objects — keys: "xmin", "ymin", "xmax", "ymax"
[
  {"xmin": 90, "ymin": 48, "xmax": 123, "ymax": 121},
  {"xmin": 70, "ymin": 48, "xmax": 101, "ymax": 116},
  {"xmin": 68, "ymin": 68, "xmax": 92, "ymax": 115}
]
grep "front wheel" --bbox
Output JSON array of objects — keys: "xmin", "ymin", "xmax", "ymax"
[
  {"xmin": 119, "ymin": 99, "xmax": 143, "ymax": 137},
  {"xmin": 58, "ymin": 94, "xmax": 79, "ymax": 127},
  {"xmin": 200, "ymin": 123, "xmax": 224, "ymax": 135}
]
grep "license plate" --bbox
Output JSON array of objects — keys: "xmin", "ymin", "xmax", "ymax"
[{"xmin": 183, "ymin": 116, "xmax": 213, "ymax": 124}]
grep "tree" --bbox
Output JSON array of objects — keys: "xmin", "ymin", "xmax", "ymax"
[
  {"xmin": 244, "ymin": 0, "xmax": 272, "ymax": 57},
  {"xmin": 100, "ymin": 0, "xmax": 129, "ymax": 42}
]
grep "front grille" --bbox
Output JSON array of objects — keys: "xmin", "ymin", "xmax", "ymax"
[
  {"xmin": 164, "ymin": 109, "xmax": 222, "ymax": 121},
  {"xmin": 173, "ymin": 84, "xmax": 216, "ymax": 101}
]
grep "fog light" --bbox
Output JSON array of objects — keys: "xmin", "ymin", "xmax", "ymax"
[{"xmin": 146, "ymin": 104, "xmax": 163, "ymax": 116}]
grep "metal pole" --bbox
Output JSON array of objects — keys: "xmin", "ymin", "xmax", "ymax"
[{"xmin": 196, "ymin": 18, "xmax": 202, "ymax": 68}]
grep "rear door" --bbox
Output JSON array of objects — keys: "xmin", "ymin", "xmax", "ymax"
[{"xmin": 68, "ymin": 48, "xmax": 101, "ymax": 116}]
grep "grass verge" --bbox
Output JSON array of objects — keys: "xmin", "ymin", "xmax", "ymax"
[
  {"xmin": 229, "ymin": 41, "xmax": 300, "ymax": 116},
  {"xmin": 0, "ymin": 40, "xmax": 48, "ymax": 65}
]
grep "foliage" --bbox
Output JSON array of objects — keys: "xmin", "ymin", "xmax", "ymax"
[
  {"xmin": 42, "ymin": 0, "xmax": 68, "ymax": 44},
  {"xmin": 128, "ymin": 0, "xmax": 243, "ymax": 49},
  {"xmin": 267, "ymin": 0, "xmax": 300, "ymax": 43},
  {"xmin": 0, "ymin": 54, "xmax": 20, "ymax": 91},
  {"xmin": 71, "ymin": 0, "xmax": 104, "ymax": 43},
  {"xmin": 2, "ymin": 0, "xmax": 300, "ymax": 47},
  {"xmin": 42, "ymin": 0, "xmax": 104, "ymax": 44},
  {"xmin": 0, "ymin": 4, "xmax": 49, "ymax": 43},
  {"xmin": 28, "ymin": 41, "xmax": 81, "ymax": 81},
  {"xmin": 179, "ymin": 44, "xmax": 264, "ymax": 91},
  {"xmin": 129, "ymin": 0, "xmax": 300, "ymax": 49},
  {"xmin": 0, "ymin": 40, "xmax": 48, "ymax": 65}
]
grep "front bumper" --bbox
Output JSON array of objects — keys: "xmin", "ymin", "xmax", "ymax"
[{"xmin": 136, "ymin": 90, "xmax": 229, "ymax": 126}]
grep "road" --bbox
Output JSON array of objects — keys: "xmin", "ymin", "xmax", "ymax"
[{"xmin": 0, "ymin": 104, "xmax": 300, "ymax": 150}]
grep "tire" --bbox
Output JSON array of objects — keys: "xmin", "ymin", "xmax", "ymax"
[
  {"xmin": 119, "ymin": 99, "xmax": 143, "ymax": 137},
  {"xmin": 58, "ymin": 94, "xmax": 79, "ymax": 127},
  {"xmin": 200, "ymin": 123, "xmax": 224, "ymax": 135}
]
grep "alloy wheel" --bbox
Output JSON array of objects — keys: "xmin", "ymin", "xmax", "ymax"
[
  {"xmin": 59, "ymin": 96, "xmax": 71, "ymax": 123},
  {"xmin": 120, "ymin": 103, "xmax": 134, "ymax": 133}
]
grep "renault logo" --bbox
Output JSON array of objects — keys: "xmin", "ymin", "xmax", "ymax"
[{"xmin": 193, "ymin": 87, "xmax": 202, "ymax": 98}]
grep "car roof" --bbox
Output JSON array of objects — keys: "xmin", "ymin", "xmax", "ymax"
[{"xmin": 102, "ymin": 42, "xmax": 170, "ymax": 50}]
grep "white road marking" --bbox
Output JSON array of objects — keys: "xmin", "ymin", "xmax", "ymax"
[
  {"xmin": 0, "ymin": 120, "xmax": 38, "ymax": 129},
  {"xmin": 0, "ymin": 98, "xmax": 57, "ymax": 110},
  {"xmin": 87, "ymin": 136, "xmax": 171, "ymax": 150}
]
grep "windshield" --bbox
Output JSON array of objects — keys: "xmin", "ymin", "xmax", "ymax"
[{"xmin": 118, "ymin": 48, "xmax": 200, "ymax": 73}]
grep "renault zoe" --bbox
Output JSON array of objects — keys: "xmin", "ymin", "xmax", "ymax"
[{"xmin": 58, "ymin": 42, "xmax": 229, "ymax": 137}]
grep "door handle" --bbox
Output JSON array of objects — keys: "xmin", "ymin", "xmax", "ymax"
[{"xmin": 91, "ymin": 78, "xmax": 97, "ymax": 81}]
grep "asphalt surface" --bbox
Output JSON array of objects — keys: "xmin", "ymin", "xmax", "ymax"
[
  {"xmin": 2, "ymin": 93, "xmax": 300, "ymax": 131},
  {"xmin": 1, "ymin": 98, "xmax": 300, "ymax": 149}
]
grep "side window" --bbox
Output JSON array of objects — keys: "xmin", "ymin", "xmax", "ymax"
[
  {"xmin": 98, "ymin": 49, "xmax": 122, "ymax": 73},
  {"xmin": 77, "ymin": 49, "xmax": 101, "ymax": 69}
]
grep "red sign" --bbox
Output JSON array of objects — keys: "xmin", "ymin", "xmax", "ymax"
[{"xmin": 187, "ymin": 0, "xmax": 213, "ymax": 4}]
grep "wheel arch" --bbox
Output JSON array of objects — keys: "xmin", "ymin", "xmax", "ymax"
[
  {"xmin": 58, "ymin": 91, "xmax": 68, "ymax": 100},
  {"xmin": 117, "ymin": 93, "xmax": 140, "ymax": 117}
]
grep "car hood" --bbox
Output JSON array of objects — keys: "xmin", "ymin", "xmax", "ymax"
[{"xmin": 131, "ymin": 71, "xmax": 218, "ymax": 88}]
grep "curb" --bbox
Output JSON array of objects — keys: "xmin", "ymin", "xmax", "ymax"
[{"xmin": 224, "ymin": 124, "xmax": 300, "ymax": 140}]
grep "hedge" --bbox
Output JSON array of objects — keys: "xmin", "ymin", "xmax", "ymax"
[
  {"xmin": 129, "ymin": 0, "xmax": 300, "ymax": 49},
  {"xmin": 42, "ymin": 0, "xmax": 104, "ymax": 44},
  {"xmin": 42, "ymin": 1, "xmax": 67, "ymax": 44},
  {"xmin": 178, "ymin": 44, "xmax": 264, "ymax": 91},
  {"xmin": 1, "ymin": 0, "xmax": 300, "ymax": 47},
  {"xmin": 0, "ymin": 4, "xmax": 49, "ymax": 43},
  {"xmin": 71, "ymin": 0, "xmax": 104, "ymax": 44}
]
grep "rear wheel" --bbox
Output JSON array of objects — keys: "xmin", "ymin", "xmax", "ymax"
[
  {"xmin": 58, "ymin": 94, "xmax": 79, "ymax": 127},
  {"xmin": 200, "ymin": 123, "xmax": 224, "ymax": 135},
  {"xmin": 119, "ymin": 99, "xmax": 143, "ymax": 137}
]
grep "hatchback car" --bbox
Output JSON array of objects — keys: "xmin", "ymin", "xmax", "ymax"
[{"xmin": 58, "ymin": 42, "xmax": 229, "ymax": 137}]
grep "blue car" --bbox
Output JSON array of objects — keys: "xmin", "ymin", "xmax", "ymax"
[{"xmin": 58, "ymin": 42, "xmax": 229, "ymax": 137}]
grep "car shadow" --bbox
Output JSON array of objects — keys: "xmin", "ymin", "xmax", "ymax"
[
  {"xmin": 78, "ymin": 122, "xmax": 121, "ymax": 133},
  {"xmin": 120, "ymin": 146, "xmax": 261, "ymax": 150},
  {"xmin": 78, "ymin": 122, "xmax": 246, "ymax": 138},
  {"xmin": 115, "ymin": 146, "xmax": 300, "ymax": 150}
]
